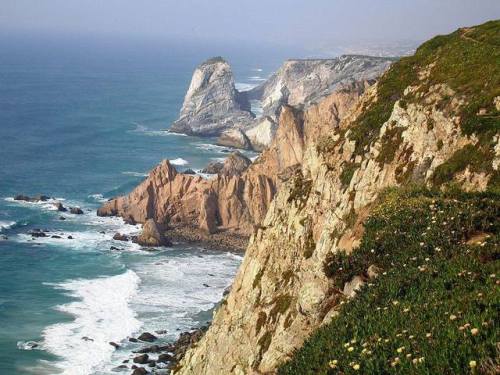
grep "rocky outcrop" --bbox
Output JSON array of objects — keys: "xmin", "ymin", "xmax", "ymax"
[
  {"xmin": 175, "ymin": 23, "xmax": 499, "ymax": 374},
  {"xmin": 216, "ymin": 128, "xmax": 252, "ymax": 149},
  {"xmin": 217, "ymin": 116, "xmax": 278, "ymax": 151},
  {"xmin": 247, "ymin": 55, "xmax": 394, "ymax": 120},
  {"xmin": 169, "ymin": 57, "xmax": 254, "ymax": 136},
  {"xmin": 218, "ymin": 151, "xmax": 251, "ymax": 176},
  {"xmin": 98, "ymin": 82, "xmax": 368, "ymax": 239},
  {"xmin": 171, "ymin": 55, "xmax": 393, "ymax": 149},
  {"xmin": 134, "ymin": 219, "xmax": 171, "ymax": 247},
  {"xmin": 243, "ymin": 116, "xmax": 278, "ymax": 151}
]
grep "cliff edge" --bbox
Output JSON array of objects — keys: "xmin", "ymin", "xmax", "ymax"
[{"xmin": 175, "ymin": 20, "xmax": 499, "ymax": 374}]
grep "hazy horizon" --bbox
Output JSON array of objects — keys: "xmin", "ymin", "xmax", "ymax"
[{"xmin": 1, "ymin": 0, "xmax": 499, "ymax": 56}]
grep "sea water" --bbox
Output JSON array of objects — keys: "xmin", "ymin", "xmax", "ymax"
[{"xmin": 0, "ymin": 34, "xmax": 290, "ymax": 374}]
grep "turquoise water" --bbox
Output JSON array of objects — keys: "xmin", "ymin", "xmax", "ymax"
[{"xmin": 0, "ymin": 35, "xmax": 288, "ymax": 374}]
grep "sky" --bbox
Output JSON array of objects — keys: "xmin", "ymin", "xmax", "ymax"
[{"xmin": 1, "ymin": 0, "xmax": 499, "ymax": 49}]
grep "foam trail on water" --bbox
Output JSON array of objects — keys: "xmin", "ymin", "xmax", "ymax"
[
  {"xmin": 87, "ymin": 194, "xmax": 107, "ymax": 203},
  {"xmin": 0, "ymin": 220, "xmax": 16, "ymax": 232},
  {"xmin": 42, "ymin": 270, "xmax": 141, "ymax": 375},
  {"xmin": 130, "ymin": 123, "xmax": 186, "ymax": 137},
  {"xmin": 235, "ymin": 82, "xmax": 258, "ymax": 92},
  {"xmin": 122, "ymin": 171, "xmax": 149, "ymax": 177}
]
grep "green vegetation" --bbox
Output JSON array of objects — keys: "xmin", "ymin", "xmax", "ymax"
[
  {"xmin": 269, "ymin": 294, "xmax": 293, "ymax": 324},
  {"xmin": 279, "ymin": 186, "xmax": 499, "ymax": 374},
  {"xmin": 432, "ymin": 144, "xmax": 495, "ymax": 186},
  {"xmin": 348, "ymin": 20, "xmax": 500, "ymax": 154},
  {"xmin": 340, "ymin": 162, "xmax": 360, "ymax": 188},
  {"xmin": 375, "ymin": 126, "xmax": 404, "ymax": 166},
  {"xmin": 287, "ymin": 173, "xmax": 313, "ymax": 207}
]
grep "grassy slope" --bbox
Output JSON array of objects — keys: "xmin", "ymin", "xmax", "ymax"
[
  {"xmin": 279, "ymin": 21, "xmax": 500, "ymax": 374},
  {"xmin": 346, "ymin": 20, "xmax": 499, "ymax": 188},
  {"xmin": 278, "ymin": 187, "xmax": 499, "ymax": 374}
]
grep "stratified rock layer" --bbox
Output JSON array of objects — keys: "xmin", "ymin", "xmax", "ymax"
[{"xmin": 170, "ymin": 57, "xmax": 254, "ymax": 136}]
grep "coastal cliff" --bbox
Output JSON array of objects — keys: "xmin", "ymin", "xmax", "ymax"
[
  {"xmin": 247, "ymin": 55, "xmax": 394, "ymax": 120},
  {"xmin": 174, "ymin": 21, "xmax": 499, "ymax": 374},
  {"xmin": 169, "ymin": 55, "xmax": 393, "ymax": 150},
  {"xmin": 98, "ymin": 80, "xmax": 369, "ymax": 241}
]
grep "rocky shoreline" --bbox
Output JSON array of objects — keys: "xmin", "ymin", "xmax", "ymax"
[{"xmin": 110, "ymin": 326, "xmax": 209, "ymax": 375}]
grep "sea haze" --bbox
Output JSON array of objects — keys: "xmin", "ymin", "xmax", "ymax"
[{"xmin": 0, "ymin": 33, "xmax": 287, "ymax": 374}]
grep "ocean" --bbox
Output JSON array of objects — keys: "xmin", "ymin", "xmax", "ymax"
[{"xmin": 0, "ymin": 34, "xmax": 290, "ymax": 374}]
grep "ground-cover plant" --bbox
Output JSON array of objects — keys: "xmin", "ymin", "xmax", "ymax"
[
  {"xmin": 348, "ymin": 20, "xmax": 499, "ymax": 154},
  {"xmin": 279, "ymin": 186, "xmax": 499, "ymax": 374}
]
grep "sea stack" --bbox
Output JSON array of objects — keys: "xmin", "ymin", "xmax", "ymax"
[{"xmin": 170, "ymin": 57, "xmax": 254, "ymax": 136}]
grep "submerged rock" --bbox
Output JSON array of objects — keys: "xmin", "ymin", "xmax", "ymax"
[
  {"xmin": 69, "ymin": 207, "xmax": 84, "ymax": 215},
  {"xmin": 53, "ymin": 202, "xmax": 67, "ymax": 212},
  {"xmin": 14, "ymin": 194, "xmax": 50, "ymax": 202},
  {"xmin": 137, "ymin": 332, "xmax": 157, "ymax": 342},
  {"xmin": 109, "ymin": 341, "xmax": 120, "ymax": 349},
  {"xmin": 113, "ymin": 233, "xmax": 129, "ymax": 241},
  {"xmin": 133, "ymin": 354, "xmax": 149, "ymax": 364}
]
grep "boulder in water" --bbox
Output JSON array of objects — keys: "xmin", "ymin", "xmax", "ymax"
[
  {"xmin": 113, "ymin": 233, "xmax": 129, "ymax": 241},
  {"xmin": 133, "ymin": 354, "xmax": 149, "ymax": 364},
  {"xmin": 69, "ymin": 207, "xmax": 84, "ymax": 215},
  {"xmin": 134, "ymin": 220, "xmax": 171, "ymax": 247},
  {"xmin": 137, "ymin": 332, "xmax": 157, "ymax": 342}
]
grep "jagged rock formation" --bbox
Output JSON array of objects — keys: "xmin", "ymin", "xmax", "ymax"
[
  {"xmin": 134, "ymin": 219, "xmax": 171, "ymax": 247},
  {"xmin": 218, "ymin": 116, "xmax": 278, "ymax": 151},
  {"xmin": 98, "ymin": 81, "xmax": 370, "ymax": 239},
  {"xmin": 169, "ymin": 57, "xmax": 254, "ymax": 136},
  {"xmin": 171, "ymin": 55, "xmax": 393, "ymax": 149},
  {"xmin": 247, "ymin": 55, "xmax": 394, "ymax": 120},
  {"xmin": 175, "ymin": 22, "xmax": 499, "ymax": 374}
]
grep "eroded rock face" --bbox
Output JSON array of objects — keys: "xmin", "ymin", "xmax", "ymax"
[
  {"xmin": 170, "ymin": 57, "xmax": 254, "ymax": 136},
  {"xmin": 248, "ymin": 55, "xmax": 394, "ymax": 120},
  {"xmin": 175, "ymin": 71, "xmax": 498, "ymax": 374},
  {"xmin": 98, "ymin": 83, "xmax": 370, "ymax": 238},
  {"xmin": 216, "ymin": 128, "xmax": 252, "ymax": 150},
  {"xmin": 134, "ymin": 219, "xmax": 171, "ymax": 247},
  {"xmin": 219, "ymin": 151, "xmax": 251, "ymax": 176},
  {"xmin": 171, "ymin": 55, "xmax": 393, "ymax": 149}
]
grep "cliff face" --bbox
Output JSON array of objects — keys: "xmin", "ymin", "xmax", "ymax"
[
  {"xmin": 98, "ymin": 81, "xmax": 369, "ymax": 237},
  {"xmin": 170, "ymin": 57, "xmax": 254, "ymax": 136},
  {"xmin": 175, "ymin": 22, "xmax": 499, "ymax": 374},
  {"xmin": 171, "ymin": 55, "xmax": 393, "ymax": 150},
  {"xmin": 248, "ymin": 55, "xmax": 394, "ymax": 120}
]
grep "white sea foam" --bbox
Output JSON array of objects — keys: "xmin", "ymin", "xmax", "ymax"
[
  {"xmin": 211, "ymin": 157, "xmax": 226, "ymax": 162},
  {"xmin": 13, "ymin": 202, "xmax": 142, "ymax": 252},
  {"xmin": 194, "ymin": 143, "xmax": 228, "ymax": 153},
  {"xmin": 4, "ymin": 197, "xmax": 61, "ymax": 212},
  {"xmin": 122, "ymin": 171, "xmax": 149, "ymax": 177},
  {"xmin": 252, "ymin": 68, "xmax": 263, "ymax": 72},
  {"xmin": 248, "ymin": 76, "xmax": 266, "ymax": 81},
  {"xmin": 235, "ymin": 82, "xmax": 258, "ymax": 92},
  {"xmin": 130, "ymin": 123, "xmax": 186, "ymax": 137},
  {"xmin": 87, "ymin": 194, "xmax": 107, "ymax": 203},
  {"xmin": 17, "ymin": 340, "xmax": 42, "ymax": 351},
  {"xmin": 42, "ymin": 270, "xmax": 142, "ymax": 375},
  {"xmin": 129, "ymin": 251, "xmax": 241, "ymax": 337},
  {"xmin": 170, "ymin": 158, "xmax": 189, "ymax": 166},
  {"xmin": 0, "ymin": 220, "xmax": 16, "ymax": 231}
]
